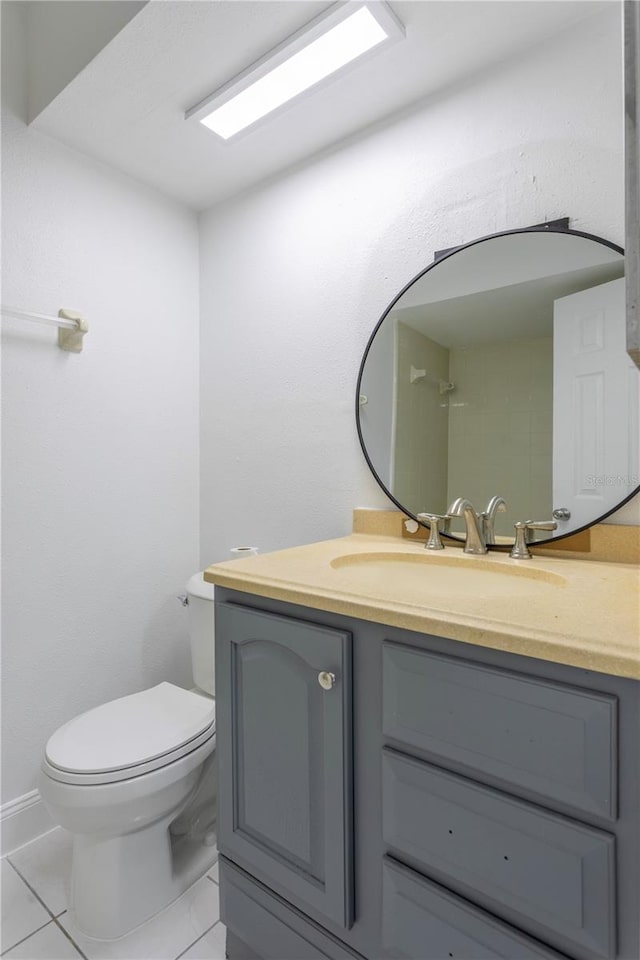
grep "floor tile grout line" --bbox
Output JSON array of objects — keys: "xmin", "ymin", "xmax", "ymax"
[
  {"xmin": 0, "ymin": 918, "xmax": 55, "ymax": 957},
  {"xmin": 173, "ymin": 920, "xmax": 222, "ymax": 960},
  {"xmin": 4, "ymin": 858, "xmax": 61, "ymax": 921},
  {"xmin": 51, "ymin": 916, "xmax": 88, "ymax": 960},
  {"xmin": 4, "ymin": 860, "xmax": 86, "ymax": 959},
  {"xmin": 4, "ymin": 852, "xmax": 219, "ymax": 959}
]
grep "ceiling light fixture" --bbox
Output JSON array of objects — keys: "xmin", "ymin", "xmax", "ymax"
[{"xmin": 186, "ymin": 2, "xmax": 404, "ymax": 140}]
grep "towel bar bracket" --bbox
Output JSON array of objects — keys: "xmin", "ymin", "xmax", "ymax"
[{"xmin": 57, "ymin": 309, "xmax": 88, "ymax": 353}]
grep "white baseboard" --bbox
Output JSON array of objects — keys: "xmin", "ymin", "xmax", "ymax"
[{"xmin": 1, "ymin": 790, "xmax": 54, "ymax": 856}]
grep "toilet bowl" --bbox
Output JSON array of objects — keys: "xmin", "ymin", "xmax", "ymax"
[{"xmin": 39, "ymin": 574, "xmax": 217, "ymax": 940}]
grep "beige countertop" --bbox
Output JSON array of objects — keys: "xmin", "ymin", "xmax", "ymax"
[{"xmin": 204, "ymin": 532, "xmax": 640, "ymax": 680}]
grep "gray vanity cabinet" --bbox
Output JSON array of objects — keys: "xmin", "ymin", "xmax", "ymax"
[
  {"xmin": 215, "ymin": 591, "xmax": 640, "ymax": 960},
  {"xmin": 215, "ymin": 602, "xmax": 354, "ymax": 929}
]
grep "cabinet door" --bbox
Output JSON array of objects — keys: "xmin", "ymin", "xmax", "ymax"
[{"xmin": 216, "ymin": 602, "xmax": 353, "ymax": 928}]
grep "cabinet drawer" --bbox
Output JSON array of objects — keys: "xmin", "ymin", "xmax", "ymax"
[
  {"xmin": 220, "ymin": 857, "xmax": 362, "ymax": 960},
  {"xmin": 382, "ymin": 641, "xmax": 617, "ymax": 819},
  {"xmin": 382, "ymin": 857, "xmax": 568, "ymax": 960},
  {"xmin": 383, "ymin": 749, "xmax": 616, "ymax": 958}
]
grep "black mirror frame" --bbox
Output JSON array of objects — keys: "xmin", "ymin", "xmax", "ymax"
[{"xmin": 355, "ymin": 224, "xmax": 638, "ymax": 548}]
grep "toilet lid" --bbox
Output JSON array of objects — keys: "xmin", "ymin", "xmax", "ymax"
[{"xmin": 45, "ymin": 682, "xmax": 215, "ymax": 775}]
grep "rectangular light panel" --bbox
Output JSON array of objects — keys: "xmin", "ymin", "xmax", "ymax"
[{"xmin": 187, "ymin": 3, "xmax": 404, "ymax": 140}]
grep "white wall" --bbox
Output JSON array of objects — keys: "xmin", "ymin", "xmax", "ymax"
[
  {"xmin": 1, "ymin": 3, "xmax": 200, "ymax": 809},
  {"xmin": 199, "ymin": 6, "xmax": 638, "ymax": 564}
]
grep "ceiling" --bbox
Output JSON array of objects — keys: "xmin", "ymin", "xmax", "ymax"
[
  {"xmin": 29, "ymin": 0, "xmax": 612, "ymax": 211},
  {"xmin": 396, "ymin": 261, "xmax": 625, "ymax": 347},
  {"xmin": 392, "ymin": 233, "xmax": 624, "ymax": 344}
]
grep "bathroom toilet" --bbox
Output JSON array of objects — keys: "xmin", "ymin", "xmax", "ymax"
[{"xmin": 39, "ymin": 573, "xmax": 217, "ymax": 941}]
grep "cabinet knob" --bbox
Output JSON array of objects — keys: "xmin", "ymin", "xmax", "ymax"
[{"xmin": 318, "ymin": 671, "xmax": 336, "ymax": 691}]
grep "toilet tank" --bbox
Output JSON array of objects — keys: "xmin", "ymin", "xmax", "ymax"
[{"xmin": 186, "ymin": 573, "xmax": 215, "ymax": 696}]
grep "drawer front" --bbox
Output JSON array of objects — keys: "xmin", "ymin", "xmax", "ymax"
[
  {"xmin": 383, "ymin": 749, "xmax": 616, "ymax": 958},
  {"xmin": 382, "ymin": 857, "xmax": 568, "ymax": 960},
  {"xmin": 220, "ymin": 858, "xmax": 363, "ymax": 960},
  {"xmin": 216, "ymin": 602, "xmax": 353, "ymax": 928},
  {"xmin": 382, "ymin": 641, "xmax": 617, "ymax": 819}
]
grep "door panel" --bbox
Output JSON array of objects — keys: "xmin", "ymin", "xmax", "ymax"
[{"xmin": 553, "ymin": 278, "xmax": 640, "ymax": 527}]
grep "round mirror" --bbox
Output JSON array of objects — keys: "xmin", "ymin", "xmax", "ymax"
[{"xmin": 356, "ymin": 227, "xmax": 639, "ymax": 545}]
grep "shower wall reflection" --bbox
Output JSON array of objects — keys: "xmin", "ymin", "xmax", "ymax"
[
  {"xmin": 393, "ymin": 323, "xmax": 449, "ymax": 513},
  {"xmin": 392, "ymin": 320, "xmax": 553, "ymax": 539}
]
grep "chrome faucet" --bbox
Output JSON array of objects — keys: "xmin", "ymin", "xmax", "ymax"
[
  {"xmin": 482, "ymin": 495, "xmax": 507, "ymax": 545},
  {"xmin": 447, "ymin": 498, "xmax": 487, "ymax": 554}
]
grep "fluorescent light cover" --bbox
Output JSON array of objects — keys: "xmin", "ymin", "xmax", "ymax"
[{"xmin": 199, "ymin": 6, "xmax": 395, "ymax": 139}]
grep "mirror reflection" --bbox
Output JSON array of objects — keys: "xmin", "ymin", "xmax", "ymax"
[{"xmin": 357, "ymin": 230, "xmax": 639, "ymax": 543}]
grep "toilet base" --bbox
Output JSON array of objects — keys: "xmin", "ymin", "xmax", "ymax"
[{"xmin": 70, "ymin": 820, "xmax": 217, "ymax": 940}]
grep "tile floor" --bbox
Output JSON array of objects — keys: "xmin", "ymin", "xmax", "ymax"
[{"xmin": 1, "ymin": 829, "xmax": 225, "ymax": 960}]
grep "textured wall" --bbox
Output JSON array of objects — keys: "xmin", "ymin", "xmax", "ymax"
[
  {"xmin": 1, "ymin": 4, "xmax": 200, "ymax": 804},
  {"xmin": 199, "ymin": 6, "xmax": 637, "ymax": 565}
]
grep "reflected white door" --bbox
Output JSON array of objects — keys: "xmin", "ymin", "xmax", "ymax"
[{"xmin": 553, "ymin": 278, "xmax": 639, "ymax": 530}]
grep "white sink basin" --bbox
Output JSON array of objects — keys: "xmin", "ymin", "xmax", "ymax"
[{"xmin": 329, "ymin": 551, "xmax": 567, "ymax": 602}]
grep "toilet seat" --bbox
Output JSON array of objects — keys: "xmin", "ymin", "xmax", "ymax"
[{"xmin": 43, "ymin": 682, "xmax": 216, "ymax": 786}]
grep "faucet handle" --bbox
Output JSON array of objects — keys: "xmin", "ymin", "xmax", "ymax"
[
  {"xmin": 510, "ymin": 520, "xmax": 558, "ymax": 559},
  {"xmin": 416, "ymin": 513, "xmax": 448, "ymax": 550}
]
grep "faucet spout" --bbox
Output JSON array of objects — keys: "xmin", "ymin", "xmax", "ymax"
[
  {"xmin": 447, "ymin": 498, "xmax": 487, "ymax": 555},
  {"xmin": 482, "ymin": 495, "xmax": 507, "ymax": 545}
]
